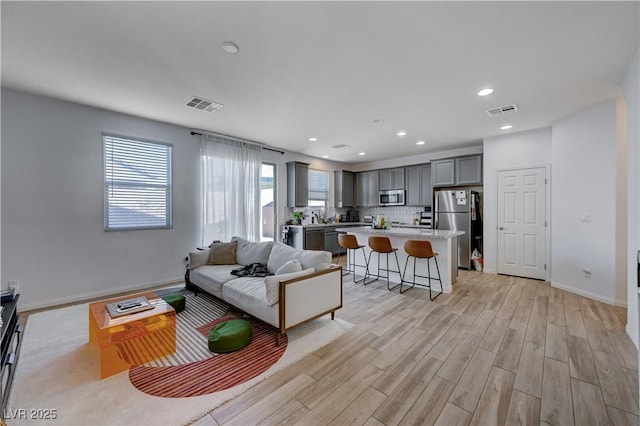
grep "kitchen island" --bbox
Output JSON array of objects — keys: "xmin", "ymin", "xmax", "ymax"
[{"xmin": 335, "ymin": 226, "xmax": 464, "ymax": 293}]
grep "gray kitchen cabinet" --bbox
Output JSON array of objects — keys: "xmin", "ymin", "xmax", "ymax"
[
  {"xmin": 323, "ymin": 227, "xmax": 340, "ymax": 255},
  {"xmin": 356, "ymin": 170, "xmax": 380, "ymax": 206},
  {"xmin": 432, "ymin": 159, "xmax": 455, "ymax": 187},
  {"xmin": 455, "ymin": 155, "xmax": 483, "ymax": 185},
  {"xmin": 287, "ymin": 161, "xmax": 309, "ymax": 207},
  {"xmin": 379, "ymin": 168, "xmax": 405, "ymax": 190},
  {"xmin": 334, "ymin": 170, "xmax": 355, "ymax": 208},
  {"xmin": 304, "ymin": 228, "xmax": 324, "ymax": 251},
  {"xmin": 406, "ymin": 164, "xmax": 432, "ymax": 206},
  {"xmin": 432, "ymin": 155, "xmax": 483, "ymax": 187}
]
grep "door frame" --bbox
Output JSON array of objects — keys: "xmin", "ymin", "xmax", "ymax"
[{"xmin": 496, "ymin": 164, "xmax": 551, "ymax": 281}]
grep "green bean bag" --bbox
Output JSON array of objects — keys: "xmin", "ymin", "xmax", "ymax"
[
  {"xmin": 208, "ymin": 319, "xmax": 252, "ymax": 353},
  {"xmin": 162, "ymin": 294, "xmax": 186, "ymax": 313}
]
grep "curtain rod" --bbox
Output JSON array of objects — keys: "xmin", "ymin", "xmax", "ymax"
[{"xmin": 190, "ymin": 131, "xmax": 285, "ymax": 155}]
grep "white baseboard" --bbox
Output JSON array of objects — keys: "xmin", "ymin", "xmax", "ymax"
[
  {"xmin": 19, "ymin": 277, "xmax": 184, "ymax": 312},
  {"xmin": 551, "ymin": 281, "xmax": 627, "ymax": 307}
]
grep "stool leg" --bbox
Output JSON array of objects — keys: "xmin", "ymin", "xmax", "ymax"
[
  {"xmin": 338, "ymin": 245, "xmax": 349, "ymax": 277},
  {"xmin": 363, "ymin": 250, "xmax": 374, "ymax": 285},
  {"xmin": 387, "ymin": 251, "xmax": 402, "ymax": 292},
  {"xmin": 400, "ymin": 255, "xmax": 416, "ymax": 294}
]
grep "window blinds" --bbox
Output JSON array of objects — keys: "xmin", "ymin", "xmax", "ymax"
[
  {"xmin": 308, "ymin": 169, "xmax": 329, "ymax": 201},
  {"xmin": 103, "ymin": 135, "xmax": 173, "ymax": 230}
]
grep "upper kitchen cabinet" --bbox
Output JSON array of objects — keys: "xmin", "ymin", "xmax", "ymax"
[
  {"xmin": 455, "ymin": 155, "xmax": 483, "ymax": 185},
  {"xmin": 379, "ymin": 168, "xmax": 405, "ymax": 190},
  {"xmin": 334, "ymin": 170, "xmax": 355, "ymax": 207},
  {"xmin": 431, "ymin": 159, "xmax": 455, "ymax": 186},
  {"xmin": 356, "ymin": 170, "xmax": 380, "ymax": 207},
  {"xmin": 406, "ymin": 163, "xmax": 432, "ymax": 206},
  {"xmin": 432, "ymin": 155, "xmax": 482, "ymax": 187},
  {"xmin": 287, "ymin": 161, "xmax": 309, "ymax": 207}
]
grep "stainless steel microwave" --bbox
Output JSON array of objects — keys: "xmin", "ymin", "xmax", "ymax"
[{"xmin": 379, "ymin": 190, "xmax": 405, "ymax": 206}]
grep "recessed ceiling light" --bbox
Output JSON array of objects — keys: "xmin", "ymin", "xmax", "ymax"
[
  {"xmin": 397, "ymin": 130, "xmax": 407, "ymax": 137},
  {"xmin": 322, "ymin": 155, "xmax": 329, "ymax": 158},
  {"xmin": 309, "ymin": 137, "xmax": 317, "ymax": 142},
  {"xmin": 478, "ymin": 88, "xmax": 494, "ymax": 96},
  {"xmin": 373, "ymin": 119, "xmax": 384, "ymax": 124},
  {"xmin": 358, "ymin": 152, "xmax": 366, "ymax": 156},
  {"xmin": 500, "ymin": 125, "xmax": 513, "ymax": 130},
  {"xmin": 416, "ymin": 140, "xmax": 425, "ymax": 145},
  {"xmin": 221, "ymin": 41, "xmax": 240, "ymax": 54}
]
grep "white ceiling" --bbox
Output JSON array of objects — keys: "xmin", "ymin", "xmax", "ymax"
[{"xmin": 2, "ymin": 1, "xmax": 639, "ymax": 163}]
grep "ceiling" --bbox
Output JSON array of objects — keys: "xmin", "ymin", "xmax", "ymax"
[{"xmin": 2, "ymin": 2, "xmax": 639, "ymax": 163}]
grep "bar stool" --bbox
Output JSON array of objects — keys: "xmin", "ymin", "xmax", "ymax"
[
  {"xmin": 365, "ymin": 236, "xmax": 403, "ymax": 291},
  {"xmin": 337, "ymin": 234, "xmax": 369, "ymax": 284},
  {"xmin": 401, "ymin": 239, "xmax": 442, "ymax": 300}
]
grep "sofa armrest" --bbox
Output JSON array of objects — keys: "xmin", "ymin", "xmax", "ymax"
[
  {"xmin": 278, "ymin": 266, "xmax": 343, "ymax": 332},
  {"xmin": 188, "ymin": 249, "xmax": 211, "ymax": 270}
]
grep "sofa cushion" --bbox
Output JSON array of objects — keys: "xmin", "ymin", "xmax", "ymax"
[
  {"xmin": 208, "ymin": 241, "xmax": 238, "ymax": 265},
  {"xmin": 222, "ymin": 277, "xmax": 279, "ymax": 327},
  {"xmin": 276, "ymin": 259, "xmax": 302, "ymax": 275},
  {"xmin": 264, "ymin": 268, "xmax": 315, "ymax": 306},
  {"xmin": 267, "ymin": 242, "xmax": 332, "ymax": 274},
  {"xmin": 189, "ymin": 264, "xmax": 242, "ymax": 298},
  {"xmin": 232, "ymin": 236, "xmax": 273, "ymax": 266}
]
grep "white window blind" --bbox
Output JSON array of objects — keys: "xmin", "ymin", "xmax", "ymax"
[
  {"xmin": 308, "ymin": 169, "xmax": 329, "ymax": 203},
  {"xmin": 103, "ymin": 134, "xmax": 173, "ymax": 231}
]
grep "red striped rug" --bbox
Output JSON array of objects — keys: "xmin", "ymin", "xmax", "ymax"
[{"xmin": 128, "ymin": 315, "xmax": 287, "ymax": 398}]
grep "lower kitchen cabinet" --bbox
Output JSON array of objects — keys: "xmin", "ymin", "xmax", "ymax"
[
  {"xmin": 323, "ymin": 227, "xmax": 340, "ymax": 255},
  {"xmin": 305, "ymin": 228, "xmax": 324, "ymax": 251}
]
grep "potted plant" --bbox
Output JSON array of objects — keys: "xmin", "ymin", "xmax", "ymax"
[{"xmin": 292, "ymin": 210, "xmax": 303, "ymax": 225}]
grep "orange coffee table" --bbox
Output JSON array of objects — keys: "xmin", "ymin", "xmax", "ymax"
[{"xmin": 89, "ymin": 291, "xmax": 176, "ymax": 379}]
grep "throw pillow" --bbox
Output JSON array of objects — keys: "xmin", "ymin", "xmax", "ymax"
[
  {"xmin": 266, "ymin": 242, "xmax": 299, "ymax": 274},
  {"xmin": 264, "ymin": 268, "xmax": 315, "ymax": 306},
  {"xmin": 208, "ymin": 241, "xmax": 238, "ymax": 265},
  {"xmin": 231, "ymin": 236, "xmax": 273, "ymax": 266},
  {"xmin": 275, "ymin": 259, "xmax": 302, "ymax": 275}
]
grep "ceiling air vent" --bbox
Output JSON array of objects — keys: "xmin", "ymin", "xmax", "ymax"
[
  {"xmin": 332, "ymin": 144, "xmax": 351, "ymax": 149},
  {"xmin": 486, "ymin": 104, "xmax": 518, "ymax": 118},
  {"xmin": 186, "ymin": 96, "xmax": 224, "ymax": 112}
]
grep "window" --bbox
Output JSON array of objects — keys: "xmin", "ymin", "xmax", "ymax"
[
  {"xmin": 103, "ymin": 134, "xmax": 173, "ymax": 231},
  {"xmin": 308, "ymin": 168, "xmax": 329, "ymax": 208},
  {"xmin": 260, "ymin": 163, "xmax": 276, "ymax": 241}
]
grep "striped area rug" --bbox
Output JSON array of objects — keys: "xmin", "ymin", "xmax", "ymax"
[
  {"xmin": 124, "ymin": 293, "xmax": 289, "ymax": 398},
  {"xmin": 118, "ymin": 292, "xmax": 229, "ymax": 367}
]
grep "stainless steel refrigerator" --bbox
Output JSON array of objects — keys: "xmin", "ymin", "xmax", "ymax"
[{"xmin": 435, "ymin": 190, "xmax": 482, "ymax": 269}]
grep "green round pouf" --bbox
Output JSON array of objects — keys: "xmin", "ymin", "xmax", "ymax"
[
  {"xmin": 208, "ymin": 319, "xmax": 252, "ymax": 353},
  {"xmin": 162, "ymin": 294, "xmax": 186, "ymax": 313}
]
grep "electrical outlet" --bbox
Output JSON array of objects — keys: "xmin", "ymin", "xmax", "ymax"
[
  {"xmin": 7, "ymin": 280, "xmax": 18, "ymax": 291},
  {"xmin": 581, "ymin": 213, "xmax": 592, "ymax": 223},
  {"xmin": 583, "ymin": 268, "xmax": 592, "ymax": 277}
]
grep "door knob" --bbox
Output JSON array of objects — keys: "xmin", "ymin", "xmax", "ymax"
[{"xmin": 498, "ymin": 226, "xmax": 504, "ymax": 230}]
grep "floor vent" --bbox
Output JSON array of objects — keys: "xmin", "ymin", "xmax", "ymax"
[
  {"xmin": 486, "ymin": 104, "xmax": 518, "ymax": 118},
  {"xmin": 186, "ymin": 96, "xmax": 224, "ymax": 112}
]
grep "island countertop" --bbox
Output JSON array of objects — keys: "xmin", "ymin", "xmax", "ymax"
[{"xmin": 335, "ymin": 226, "xmax": 465, "ymax": 239}]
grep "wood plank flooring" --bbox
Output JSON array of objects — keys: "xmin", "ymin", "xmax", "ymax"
[{"xmin": 192, "ymin": 270, "xmax": 639, "ymax": 426}]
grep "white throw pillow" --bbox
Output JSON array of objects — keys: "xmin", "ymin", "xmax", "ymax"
[
  {"xmin": 231, "ymin": 236, "xmax": 273, "ymax": 266},
  {"xmin": 276, "ymin": 259, "xmax": 303, "ymax": 275},
  {"xmin": 266, "ymin": 242, "xmax": 299, "ymax": 274},
  {"xmin": 264, "ymin": 268, "xmax": 315, "ymax": 306}
]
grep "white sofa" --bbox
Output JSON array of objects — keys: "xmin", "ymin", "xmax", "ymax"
[{"xmin": 186, "ymin": 236, "xmax": 343, "ymax": 344}]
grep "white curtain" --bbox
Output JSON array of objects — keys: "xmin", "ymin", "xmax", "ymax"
[{"xmin": 200, "ymin": 134, "xmax": 262, "ymax": 245}]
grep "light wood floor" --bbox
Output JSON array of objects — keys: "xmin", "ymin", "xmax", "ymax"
[{"xmin": 192, "ymin": 270, "xmax": 639, "ymax": 426}]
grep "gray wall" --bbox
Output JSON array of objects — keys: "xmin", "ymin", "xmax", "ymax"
[{"xmin": 1, "ymin": 88, "xmax": 200, "ymax": 310}]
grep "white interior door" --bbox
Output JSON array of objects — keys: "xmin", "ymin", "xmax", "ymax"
[{"xmin": 497, "ymin": 167, "xmax": 547, "ymax": 279}]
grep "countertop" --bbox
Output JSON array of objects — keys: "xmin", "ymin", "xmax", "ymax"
[
  {"xmin": 288, "ymin": 222, "xmax": 432, "ymax": 229},
  {"xmin": 335, "ymin": 226, "xmax": 464, "ymax": 240}
]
